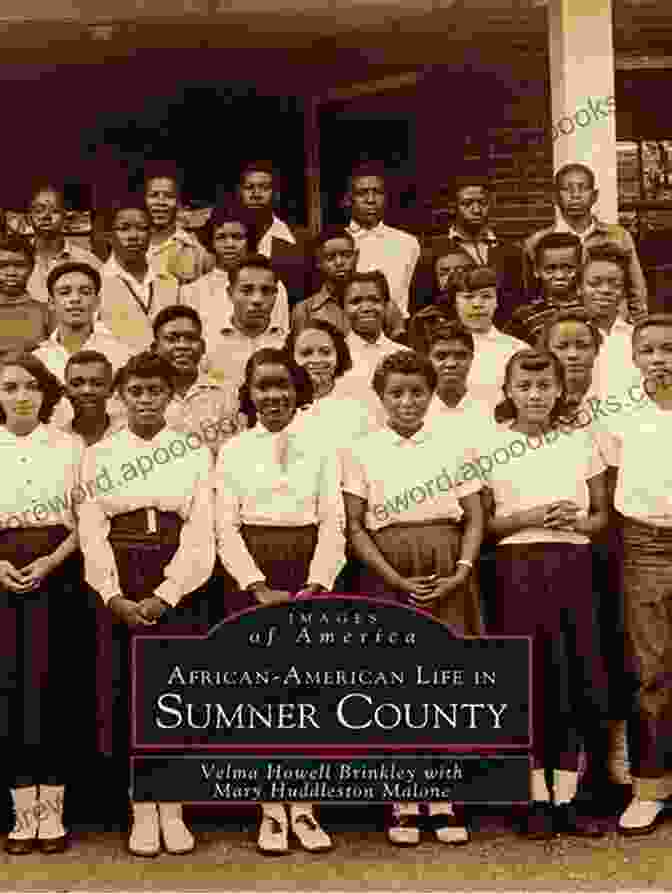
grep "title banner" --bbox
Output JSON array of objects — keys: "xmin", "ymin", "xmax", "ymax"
[{"xmin": 133, "ymin": 597, "xmax": 530, "ymax": 753}]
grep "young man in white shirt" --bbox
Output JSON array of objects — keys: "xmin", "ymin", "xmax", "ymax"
[
  {"xmin": 524, "ymin": 163, "xmax": 647, "ymax": 322},
  {"xmin": 62, "ymin": 350, "xmax": 126, "ymax": 446},
  {"xmin": 202, "ymin": 253, "xmax": 286, "ymax": 395},
  {"xmin": 99, "ymin": 199, "xmax": 180, "ymax": 352},
  {"xmin": 144, "ymin": 166, "xmax": 213, "ymax": 284},
  {"xmin": 27, "ymin": 184, "xmax": 101, "ymax": 304},
  {"xmin": 345, "ymin": 163, "xmax": 420, "ymax": 322}
]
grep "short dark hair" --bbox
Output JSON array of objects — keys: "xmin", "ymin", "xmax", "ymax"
[
  {"xmin": 113, "ymin": 351, "xmax": 176, "ymax": 394},
  {"xmin": 29, "ymin": 183, "xmax": 65, "ymax": 209},
  {"xmin": 426, "ymin": 321, "xmax": 475, "ymax": 353},
  {"xmin": 144, "ymin": 162, "xmax": 182, "ymax": 195},
  {"xmin": 107, "ymin": 195, "xmax": 151, "ymax": 231},
  {"xmin": 0, "ymin": 235, "xmax": 34, "ymax": 266},
  {"xmin": 454, "ymin": 176, "xmax": 491, "ymax": 202},
  {"xmin": 462, "ymin": 266, "xmax": 498, "ymax": 292},
  {"xmin": 555, "ymin": 163, "xmax": 596, "ymax": 192},
  {"xmin": 583, "ymin": 245, "xmax": 629, "ymax": 283},
  {"xmin": 152, "ymin": 304, "xmax": 203, "ymax": 339},
  {"xmin": 238, "ymin": 347, "xmax": 314, "ymax": 427},
  {"xmin": 0, "ymin": 352, "xmax": 64, "ymax": 423},
  {"xmin": 539, "ymin": 308, "xmax": 603, "ymax": 353},
  {"xmin": 201, "ymin": 201, "xmax": 256, "ymax": 252},
  {"xmin": 348, "ymin": 162, "xmax": 387, "ymax": 192},
  {"xmin": 284, "ymin": 319, "xmax": 353, "ymax": 381},
  {"xmin": 312, "ymin": 227, "xmax": 355, "ymax": 257},
  {"xmin": 47, "ymin": 261, "xmax": 101, "ymax": 298},
  {"xmin": 239, "ymin": 160, "xmax": 276, "ymax": 185},
  {"xmin": 534, "ymin": 232, "xmax": 582, "ymax": 268},
  {"xmin": 372, "ymin": 349, "xmax": 437, "ymax": 398},
  {"xmin": 495, "ymin": 349, "xmax": 568, "ymax": 424},
  {"xmin": 633, "ymin": 313, "xmax": 672, "ymax": 346},
  {"xmin": 343, "ymin": 270, "xmax": 391, "ymax": 304},
  {"xmin": 64, "ymin": 350, "xmax": 114, "ymax": 383},
  {"xmin": 228, "ymin": 253, "xmax": 278, "ymax": 288}
]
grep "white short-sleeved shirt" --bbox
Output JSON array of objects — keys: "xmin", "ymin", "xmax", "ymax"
[
  {"xmin": 342, "ymin": 424, "xmax": 482, "ymax": 532},
  {"xmin": 482, "ymin": 422, "xmax": 605, "ymax": 546},
  {"xmin": 601, "ymin": 397, "xmax": 672, "ymax": 527},
  {"xmin": 78, "ymin": 426, "xmax": 215, "ymax": 606},
  {"xmin": 0, "ymin": 424, "xmax": 83, "ymax": 530},
  {"xmin": 423, "ymin": 392, "xmax": 497, "ymax": 455},
  {"xmin": 347, "ymin": 221, "xmax": 421, "ymax": 319},
  {"xmin": 467, "ymin": 328, "xmax": 528, "ymax": 409},
  {"xmin": 592, "ymin": 319, "xmax": 640, "ymax": 401}
]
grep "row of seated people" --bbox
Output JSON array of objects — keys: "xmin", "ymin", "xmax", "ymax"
[{"xmin": 1, "ymin": 247, "xmax": 670, "ymax": 855}]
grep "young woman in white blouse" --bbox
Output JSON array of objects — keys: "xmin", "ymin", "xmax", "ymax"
[
  {"xmin": 342, "ymin": 349, "xmax": 484, "ymax": 848},
  {"xmin": 0, "ymin": 353, "xmax": 83, "ymax": 855},
  {"xmin": 78, "ymin": 352, "xmax": 215, "ymax": 857},
  {"xmin": 484, "ymin": 349, "xmax": 610, "ymax": 839},
  {"xmin": 215, "ymin": 347, "xmax": 345, "ymax": 855}
]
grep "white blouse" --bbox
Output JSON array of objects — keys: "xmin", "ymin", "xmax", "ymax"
[
  {"xmin": 0, "ymin": 424, "xmax": 83, "ymax": 530},
  {"xmin": 468, "ymin": 328, "xmax": 528, "ymax": 408},
  {"xmin": 482, "ymin": 422, "xmax": 605, "ymax": 546},
  {"xmin": 78, "ymin": 426, "xmax": 215, "ymax": 606},
  {"xmin": 214, "ymin": 412, "xmax": 346, "ymax": 591},
  {"xmin": 341, "ymin": 424, "xmax": 482, "ymax": 532}
]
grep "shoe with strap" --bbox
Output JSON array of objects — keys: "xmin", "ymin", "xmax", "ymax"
[
  {"xmin": 387, "ymin": 803, "xmax": 422, "ymax": 847},
  {"xmin": 37, "ymin": 784, "xmax": 68, "ymax": 853},
  {"xmin": 289, "ymin": 804, "xmax": 333, "ymax": 853},
  {"xmin": 426, "ymin": 802, "xmax": 469, "ymax": 845},
  {"xmin": 158, "ymin": 803, "xmax": 195, "ymax": 854},
  {"xmin": 129, "ymin": 802, "xmax": 161, "ymax": 857},
  {"xmin": 257, "ymin": 804, "xmax": 289, "ymax": 855},
  {"xmin": 5, "ymin": 786, "xmax": 38, "ymax": 855}
]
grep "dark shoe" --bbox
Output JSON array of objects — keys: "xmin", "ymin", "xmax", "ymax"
[
  {"xmin": 555, "ymin": 803, "xmax": 605, "ymax": 838},
  {"xmin": 426, "ymin": 812, "xmax": 470, "ymax": 845},
  {"xmin": 4, "ymin": 836, "xmax": 36, "ymax": 855},
  {"xmin": 521, "ymin": 801, "xmax": 555, "ymax": 840},
  {"xmin": 38, "ymin": 834, "xmax": 68, "ymax": 854}
]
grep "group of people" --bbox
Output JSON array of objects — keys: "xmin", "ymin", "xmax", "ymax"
[{"xmin": 1, "ymin": 155, "xmax": 671, "ymax": 859}]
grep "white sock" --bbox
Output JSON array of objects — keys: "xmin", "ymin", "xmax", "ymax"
[
  {"xmin": 8, "ymin": 786, "xmax": 38, "ymax": 840},
  {"xmin": 37, "ymin": 784, "xmax": 66, "ymax": 839},
  {"xmin": 530, "ymin": 769, "xmax": 551, "ymax": 802},
  {"xmin": 553, "ymin": 770, "xmax": 579, "ymax": 805}
]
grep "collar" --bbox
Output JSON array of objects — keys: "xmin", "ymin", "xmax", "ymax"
[
  {"xmin": 172, "ymin": 373, "xmax": 224, "ymax": 402},
  {"xmin": 104, "ymin": 254, "xmax": 158, "ymax": 287},
  {"xmin": 33, "ymin": 238, "xmax": 76, "ymax": 262},
  {"xmin": 347, "ymin": 220, "xmax": 386, "ymax": 238},
  {"xmin": 471, "ymin": 326, "xmax": 504, "ymax": 343},
  {"xmin": 65, "ymin": 413, "xmax": 126, "ymax": 439},
  {"xmin": 347, "ymin": 330, "xmax": 386, "ymax": 350},
  {"xmin": 0, "ymin": 422, "xmax": 51, "ymax": 445},
  {"xmin": 219, "ymin": 316, "xmax": 285, "ymax": 338},
  {"xmin": 384, "ymin": 423, "xmax": 431, "ymax": 446},
  {"xmin": 252, "ymin": 412, "xmax": 303, "ymax": 438},
  {"xmin": 266, "ymin": 216, "xmax": 296, "ymax": 245},
  {"xmin": 447, "ymin": 224, "xmax": 498, "ymax": 245},
  {"xmin": 148, "ymin": 226, "xmax": 198, "ymax": 254},
  {"xmin": 555, "ymin": 215, "xmax": 600, "ymax": 239},
  {"xmin": 50, "ymin": 326, "xmax": 94, "ymax": 347},
  {"xmin": 309, "ymin": 284, "xmax": 338, "ymax": 312},
  {"xmin": 602, "ymin": 317, "xmax": 633, "ymax": 338}
]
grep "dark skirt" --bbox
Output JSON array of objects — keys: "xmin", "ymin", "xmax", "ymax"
[
  {"xmin": 492, "ymin": 542, "xmax": 609, "ymax": 770},
  {"xmin": 95, "ymin": 509, "xmax": 212, "ymax": 756},
  {"xmin": 0, "ymin": 525, "xmax": 81, "ymax": 777},
  {"xmin": 225, "ymin": 524, "xmax": 319, "ymax": 615},
  {"xmin": 354, "ymin": 520, "xmax": 483, "ymax": 635}
]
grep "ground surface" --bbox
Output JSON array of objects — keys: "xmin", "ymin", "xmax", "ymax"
[{"xmin": 2, "ymin": 807, "xmax": 672, "ymax": 891}]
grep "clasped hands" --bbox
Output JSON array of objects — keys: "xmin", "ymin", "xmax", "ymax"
[
  {"xmin": 108, "ymin": 594, "xmax": 169, "ymax": 628},
  {"xmin": 0, "ymin": 556, "xmax": 55, "ymax": 593},
  {"xmin": 399, "ymin": 569, "xmax": 470, "ymax": 607},
  {"xmin": 540, "ymin": 500, "xmax": 582, "ymax": 531}
]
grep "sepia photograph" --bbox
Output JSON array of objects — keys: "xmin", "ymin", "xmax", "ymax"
[{"xmin": 0, "ymin": 0, "xmax": 671, "ymax": 890}]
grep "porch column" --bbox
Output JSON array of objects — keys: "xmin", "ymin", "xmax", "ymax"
[{"xmin": 547, "ymin": 0, "xmax": 618, "ymax": 221}]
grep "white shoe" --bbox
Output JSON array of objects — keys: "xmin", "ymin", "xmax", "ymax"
[
  {"xmin": 289, "ymin": 805, "xmax": 332, "ymax": 852},
  {"xmin": 387, "ymin": 804, "xmax": 421, "ymax": 847},
  {"xmin": 158, "ymin": 803, "xmax": 195, "ymax": 854},
  {"xmin": 618, "ymin": 798, "xmax": 664, "ymax": 835},
  {"xmin": 129, "ymin": 802, "xmax": 161, "ymax": 857},
  {"xmin": 37, "ymin": 785, "xmax": 66, "ymax": 841},
  {"xmin": 257, "ymin": 806, "xmax": 289, "ymax": 855}
]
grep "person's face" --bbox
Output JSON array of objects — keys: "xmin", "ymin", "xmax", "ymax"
[
  {"xmin": 343, "ymin": 281, "xmax": 385, "ymax": 340},
  {"xmin": 633, "ymin": 325, "xmax": 672, "ymax": 395},
  {"xmin": 154, "ymin": 317, "xmax": 204, "ymax": 376},
  {"xmin": 556, "ymin": 169, "xmax": 598, "ymax": 218},
  {"xmin": 0, "ymin": 249, "xmax": 33, "ymax": 297},
  {"xmin": 536, "ymin": 246, "xmax": 580, "ymax": 300},
  {"xmin": 428, "ymin": 338, "xmax": 473, "ymax": 391},
  {"xmin": 239, "ymin": 171, "xmax": 274, "ymax": 211},
  {"xmin": 29, "ymin": 189, "xmax": 65, "ymax": 237},
  {"xmin": 249, "ymin": 361, "xmax": 297, "ymax": 432},
  {"xmin": 582, "ymin": 260, "xmax": 625, "ymax": 327},
  {"xmin": 145, "ymin": 177, "xmax": 179, "ymax": 229},
  {"xmin": 229, "ymin": 267, "xmax": 278, "ymax": 331},
  {"xmin": 212, "ymin": 221, "xmax": 248, "ymax": 269},
  {"xmin": 120, "ymin": 375, "xmax": 172, "ymax": 431},
  {"xmin": 381, "ymin": 372, "xmax": 433, "ymax": 436},
  {"xmin": 455, "ymin": 286, "xmax": 497, "ymax": 333},
  {"xmin": 51, "ymin": 271, "xmax": 99, "ymax": 329},
  {"xmin": 0, "ymin": 365, "xmax": 43, "ymax": 430},
  {"xmin": 435, "ymin": 252, "xmax": 475, "ymax": 292},
  {"xmin": 65, "ymin": 361, "xmax": 112, "ymax": 416},
  {"xmin": 349, "ymin": 176, "xmax": 385, "ymax": 227},
  {"xmin": 318, "ymin": 237, "xmax": 357, "ymax": 284},
  {"xmin": 547, "ymin": 321, "xmax": 597, "ymax": 387},
  {"xmin": 293, "ymin": 328, "xmax": 338, "ymax": 389},
  {"xmin": 505, "ymin": 362, "xmax": 562, "ymax": 426},
  {"xmin": 456, "ymin": 186, "xmax": 490, "ymax": 230},
  {"xmin": 111, "ymin": 208, "xmax": 151, "ymax": 265}
]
